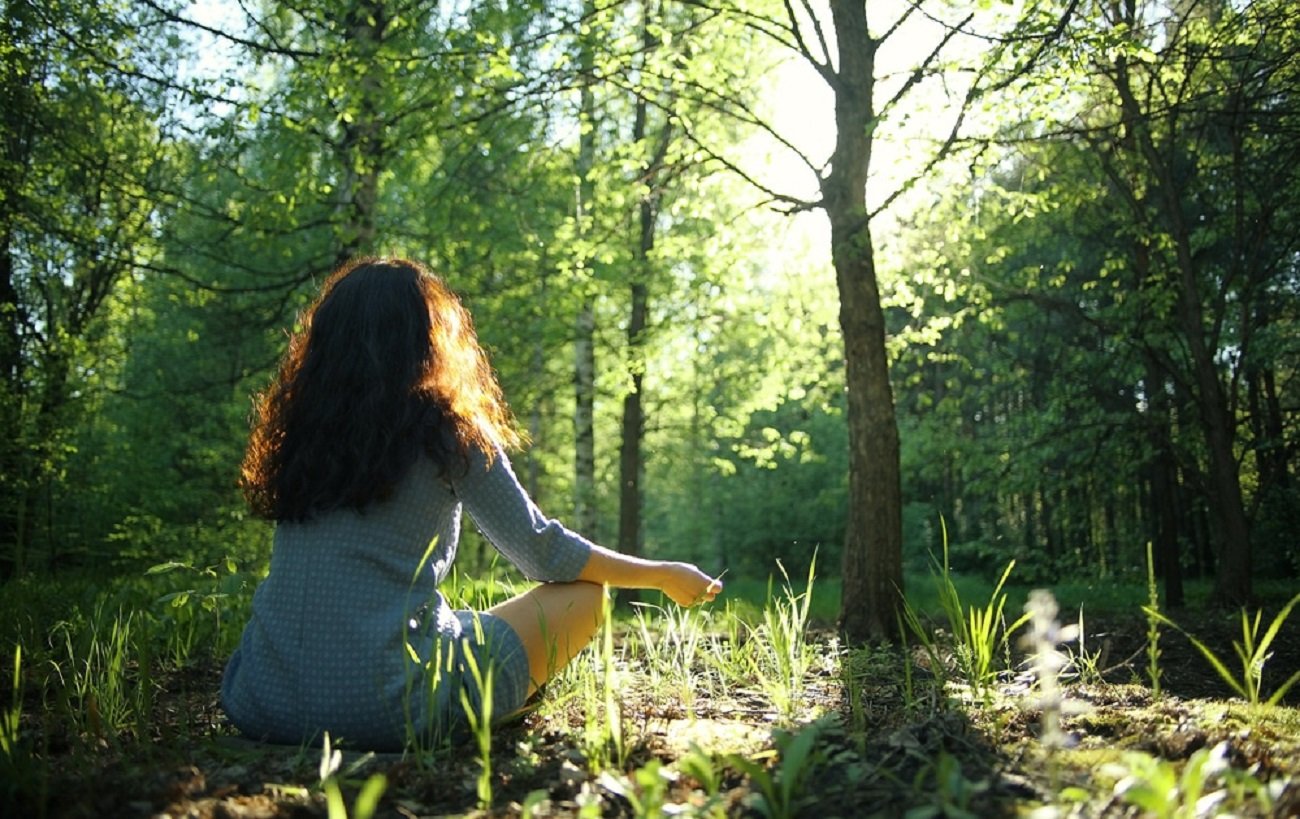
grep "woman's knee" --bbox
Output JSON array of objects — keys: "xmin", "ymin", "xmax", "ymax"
[
  {"xmin": 489, "ymin": 581, "xmax": 606, "ymax": 691},
  {"xmin": 561, "ymin": 580, "xmax": 606, "ymax": 617}
]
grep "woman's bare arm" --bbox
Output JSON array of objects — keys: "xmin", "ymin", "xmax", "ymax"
[{"xmin": 575, "ymin": 545, "xmax": 722, "ymax": 607}]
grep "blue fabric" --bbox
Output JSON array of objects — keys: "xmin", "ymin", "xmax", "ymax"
[{"xmin": 220, "ymin": 446, "xmax": 593, "ymax": 751}]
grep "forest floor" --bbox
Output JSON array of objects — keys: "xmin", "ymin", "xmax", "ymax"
[{"xmin": 5, "ymin": 596, "xmax": 1300, "ymax": 818}]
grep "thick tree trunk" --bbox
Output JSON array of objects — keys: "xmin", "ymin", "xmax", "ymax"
[{"xmin": 827, "ymin": 0, "xmax": 903, "ymax": 643}]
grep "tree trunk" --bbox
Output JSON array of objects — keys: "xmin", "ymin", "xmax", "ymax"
[
  {"xmin": 1167, "ymin": 209, "xmax": 1252, "ymax": 604},
  {"xmin": 334, "ymin": 0, "xmax": 387, "ymax": 263},
  {"xmin": 617, "ymin": 281, "xmax": 647, "ymax": 560},
  {"xmin": 618, "ymin": 25, "xmax": 654, "ymax": 562},
  {"xmin": 827, "ymin": 0, "xmax": 903, "ymax": 643},
  {"xmin": 1144, "ymin": 365, "xmax": 1184, "ymax": 607},
  {"xmin": 572, "ymin": 7, "xmax": 598, "ymax": 536},
  {"xmin": 0, "ymin": 233, "xmax": 23, "ymax": 578}
]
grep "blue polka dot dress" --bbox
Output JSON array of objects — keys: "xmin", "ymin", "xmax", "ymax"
[{"xmin": 220, "ymin": 445, "xmax": 593, "ymax": 750}]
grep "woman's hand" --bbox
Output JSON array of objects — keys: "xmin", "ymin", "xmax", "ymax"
[{"xmin": 657, "ymin": 562, "xmax": 723, "ymax": 607}]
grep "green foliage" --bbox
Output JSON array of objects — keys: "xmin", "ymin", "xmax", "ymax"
[
  {"xmin": 318, "ymin": 733, "xmax": 388, "ymax": 819},
  {"xmin": 905, "ymin": 751, "xmax": 990, "ymax": 819},
  {"xmin": 48, "ymin": 602, "xmax": 151, "ymax": 742},
  {"xmin": 905, "ymin": 522, "xmax": 1029, "ymax": 703},
  {"xmin": 1144, "ymin": 593, "xmax": 1300, "ymax": 708},
  {"xmin": 745, "ymin": 559, "xmax": 817, "ymax": 724},
  {"xmin": 675, "ymin": 743, "xmax": 726, "ymax": 813},
  {"xmin": 1102, "ymin": 742, "xmax": 1276, "ymax": 819},
  {"xmin": 147, "ymin": 558, "xmax": 250, "ymax": 664},
  {"xmin": 0, "ymin": 0, "xmax": 184, "ymax": 575},
  {"xmin": 458, "ymin": 639, "xmax": 495, "ymax": 811},
  {"xmin": 727, "ymin": 719, "xmax": 830, "ymax": 819}
]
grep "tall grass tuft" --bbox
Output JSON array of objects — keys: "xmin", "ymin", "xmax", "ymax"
[
  {"xmin": 1, "ymin": 645, "xmax": 21, "ymax": 763},
  {"xmin": 905, "ymin": 519, "xmax": 1028, "ymax": 704},
  {"xmin": 748, "ymin": 558, "xmax": 816, "ymax": 723},
  {"xmin": 1144, "ymin": 591, "xmax": 1300, "ymax": 708},
  {"xmin": 50, "ymin": 603, "xmax": 153, "ymax": 742},
  {"xmin": 579, "ymin": 586, "xmax": 625, "ymax": 773},
  {"xmin": 631, "ymin": 599, "xmax": 707, "ymax": 710},
  {"xmin": 459, "ymin": 635, "xmax": 495, "ymax": 811}
]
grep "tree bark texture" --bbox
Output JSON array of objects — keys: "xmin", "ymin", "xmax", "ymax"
[
  {"xmin": 826, "ymin": 0, "xmax": 904, "ymax": 643},
  {"xmin": 618, "ymin": 28, "xmax": 654, "ymax": 561},
  {"xmin": 335, "ymin": 0, "xmax": 387, "ymax": 263},
  {"xmin": 573, "ymin": 15, "xmax": 599, "ymax": 535}
]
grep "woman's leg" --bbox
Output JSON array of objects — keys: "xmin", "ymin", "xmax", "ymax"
[{"xmin": 487, "ymin": 581, "xmax": 606, "ymax": 695}]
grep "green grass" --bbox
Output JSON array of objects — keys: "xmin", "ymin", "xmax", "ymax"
[
  {"xmin": 3, "ymin": 556, "xmax": 1298, "ymax": 818},
  {"xmin": 712, "ymin": 569, "xmax": 1160, "ymax": 626}
]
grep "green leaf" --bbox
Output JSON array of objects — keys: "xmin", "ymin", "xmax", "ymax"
[{"xmin": 146, "ymin": 561, "xmax": 189, "ymax": 575}]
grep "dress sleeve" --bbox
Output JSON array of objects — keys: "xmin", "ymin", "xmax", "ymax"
[{"xmin": 453, "ymin": 445, "xmax": 594, "ymax": 582}]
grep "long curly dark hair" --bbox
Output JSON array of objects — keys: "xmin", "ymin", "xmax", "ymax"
[{"xmin": 241, "ymin": 257, "xmax": 520, "ymax": 521}]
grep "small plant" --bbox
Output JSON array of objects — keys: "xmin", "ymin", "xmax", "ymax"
[
  {"xmin": 1144, "ymin": 541, "xmax": 1163, "ymax": 698},
  {"xmin": 1, "ymin": 645, "xmax": 20, "ymax": 763},
  {"xmin": 908, "ymin": 750, "xmax": 989, "ymax": 819},
  {"xmin": 579, "ymin": 586, "xmax": 625, "ymax": 774},
  {"xmin": 899, "ymin": 596, "xmax": 948, "ymax": 693},
  {"xmin": 908, "ymin": 519, "xmax": 1028, "ymax": 703},
  {"xmin": 519, "ymin": 789, "xmax": 550, "ymax": 819},
  {"xmin": 459, "ymin": 633, "xmax": 495, "ymax": 811},
  {"xmin": 148, "ymin": 557, "xmax": 245, "ymax": 664},
  {"xmin": 318, "ymin": 732, "xmax": 388, "ymax": 819},
  {"xmin": 842, "ymin": 647, "xmax": 868, "ymax": 753},
  {"xmin": 676, "ymin": 743, "xmax": 725, "ymax": 807},
  {"xmin": 1066, "ymin": 606, "xmax": 1107, "ymax": 687},
  {"xmin": 1020, "ymin": 589, "xmax": 1081, "ymax": 750},
  {"xmin": 745, "ymin": 558, "xmax": 816, "ymax": 723},
  {"xmin": 1103, "ymin": 741, "xmax": 1274, "ymax": 818},
  {"xmin": 597, "ymin": 760, "xmax": 674, "ymax": 817},
  {"xmin": 1143, "ymin": 591, "xmax": 1300, "ymax": 707},
  {"xmin": 727, "ymin": 718, "xmax": 827, "ymax": 819}
]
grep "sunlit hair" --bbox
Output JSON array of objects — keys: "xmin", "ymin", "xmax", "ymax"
[{"xmin": 241, "ymin": 257, "xmax": 520, "ymax": 521}]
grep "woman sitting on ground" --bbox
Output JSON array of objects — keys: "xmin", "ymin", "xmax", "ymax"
[{"xmin": 221, "ymin": 257, "xmax": 721, "ymax": 751}]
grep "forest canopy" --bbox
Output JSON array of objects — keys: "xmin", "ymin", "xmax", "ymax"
[{"xmin": 2, "ymin": 0, "xmax": 1296, "ymax": 625}]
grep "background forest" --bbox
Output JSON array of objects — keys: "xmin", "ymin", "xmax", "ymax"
[
  {"xmin": 4, "ymin": 0, "xmax": 1300, "ymax": 816},
  {"xmin": 3, "ymin": 0, "xmax": 1296, "ymax": 610}
]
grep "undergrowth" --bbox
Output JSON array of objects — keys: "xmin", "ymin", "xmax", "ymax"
[{"xmin": 1, "ymin": 556, "xmax": 1298, "ymax": 817}]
